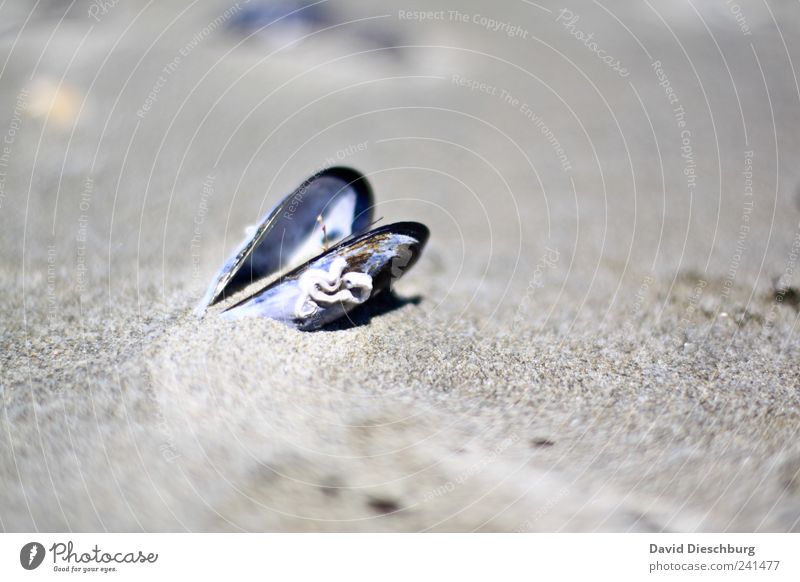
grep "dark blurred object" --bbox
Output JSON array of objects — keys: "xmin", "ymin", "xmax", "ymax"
[
  {"xmin": 227, "ymin": 0, "xmax": 402, "ymax": 57},
  {"xmin": 227, "ymin": 0, "xmax": 333, "ymax": 37}
]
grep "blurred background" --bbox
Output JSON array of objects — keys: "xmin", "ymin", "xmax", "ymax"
[{"xmin": 2, "ymin": 0, "xmax": 800, "ymax": 310}]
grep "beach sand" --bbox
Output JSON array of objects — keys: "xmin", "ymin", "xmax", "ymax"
[{"xmin": 1, "ymin": 0, "xmax": 799, "ymax": 531}]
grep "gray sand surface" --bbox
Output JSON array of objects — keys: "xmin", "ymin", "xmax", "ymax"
[{"xmin": 1, "ymin": 0, "xmax": 799, "ymax": 531}]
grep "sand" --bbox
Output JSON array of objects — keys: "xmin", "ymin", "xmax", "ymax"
[{"xmin": 1, "ymin": 0, "xmax": 799, "ymax": 531}]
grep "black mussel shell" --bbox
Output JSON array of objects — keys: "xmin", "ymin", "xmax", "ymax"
[
  {"xmin": 221, "ymin": 222, "xmax": 429, "ymax": 331},
  {"xmin": 197, "ymin": 167, "xmax": 373, "ymax": 313}
]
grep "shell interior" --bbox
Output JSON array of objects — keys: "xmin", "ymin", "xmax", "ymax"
[
  {"xmin": 197, "ymin": 167, "xmax": 374, "ymax": 313},
  {"xmin": 222, "ymin": 222, "xmax": 430, "ymax": 330}
]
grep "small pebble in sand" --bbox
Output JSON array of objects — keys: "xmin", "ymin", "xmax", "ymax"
[{"xmin": 27, "ymin": 77, "xmax": 81, "ymax": 127}]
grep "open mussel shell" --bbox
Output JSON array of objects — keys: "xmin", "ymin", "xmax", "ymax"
[
  {"xmin": 221, "ymin": 222, "xmax": 429, "ymax": 331},
  {"xmin": 196, "ymin": 167, "xmax": 374, "ymax": 314}
]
